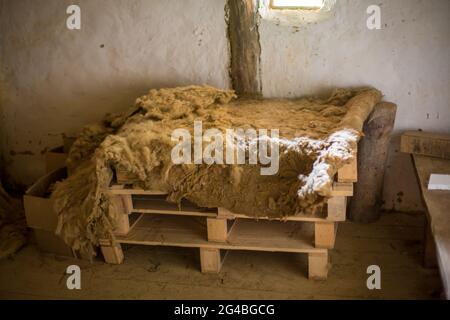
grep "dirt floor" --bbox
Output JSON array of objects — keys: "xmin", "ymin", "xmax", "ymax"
[{"xmin": 0, "ymin": 212, "xmax": 442, "ymax": 300}]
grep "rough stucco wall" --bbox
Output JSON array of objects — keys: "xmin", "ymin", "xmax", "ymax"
[
  {"xmin": 0, "ymin": 0, "xmax": 229, "ymax": 186},
  {"xmin": 259, "ymin": 0, "xmax": 450, "ymax": 211}
]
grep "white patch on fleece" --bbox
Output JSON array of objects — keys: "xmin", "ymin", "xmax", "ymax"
[{"xmin": 297, "ymin": 129, "xmax": 359, "ymax": 198}]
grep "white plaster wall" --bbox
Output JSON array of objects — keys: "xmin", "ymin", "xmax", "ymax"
[
  {"xmin": 259, "ymin": 0, "xmax": 450, "ymax": 211},
  {"xmin": 0, "ymin": 0, "xmax": 230, "ymax": 185}
]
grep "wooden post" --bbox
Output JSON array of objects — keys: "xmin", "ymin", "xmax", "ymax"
[
  {"xmin": 327, "ymin": 196, "xmax": 347, "ymax": 221},
  {"xmin": 109, "ymin": 195, "xmax": 133, "ymax": 235},
  {"xmin": 200, "ymin": 248, "xmax": 223, "ymax": 273},
  {"xmin": 308, "ymin": 251, "xmax": 328, "ymax": 280},
  {"xmin": 100, "ymin": 241, "xmax": 124, "ymax": 264},
  {"xmin": 207, "ymin": 218, "xmax": 229, "ymax": 242},
  {"xmin": 423, "ymin": 219, "xmax": 438, "ymax": 268},
  {"xmin": 338, "ymin": 154, "xmax": 358, "ymax": 183},
  {"xmin": 348, "ymin": 102, "xmax": 397, "ymax": 223},
  {"xmin": 227, "ymin": 0, "xmax": 261, "ymax": 97},
  {"xmin": 315, "ymin": 222, "xmax": 336, "ymax": 249}
]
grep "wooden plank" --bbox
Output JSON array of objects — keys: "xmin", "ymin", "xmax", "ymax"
[
  {"xmin": 218, "ymin": 207, "xmax": 328, "ymax": 222},
  {"xmin": 114, "ymin": 213, "xmax": 130, "ymax": 236},
  {"xmin": 424, "ymin": 219, "xmax": 437, "ymax": 268},
  {"xmin": 338, "ymin": 155, "xmax": 357, "ymax": 183},
  {"xmin": 109, "ymin": 194, "xmax": 133, "ymax": 216},
  {"xmin": 401, "ymin": 131, "xmax": 450, "ymax": 160},
  {"xmin": 412, "ymin": 155, "xmax": 450, "ymax": 299},
  {"xmin": 308, "ymin": 252, "xmax": 329, "ymax": 280},
  {"xmin": 114, "ymin": 215, "xmax": 325, "ymax": 254},
  {"xmin": 122, "ymin": 195, "xmax": 133, "ymax": 214},
  {"xmin": 331, "ymin": 182, "xmax": 353, "ymax": 197},
  {"xmin": 132, "ymin": 197, "xmax": 331, "ymax": 222},
  {"xmin": 100, "ymin": 243, "xmax": 124, "ymax": 264},
  {"xmin": 133, "ymin": 197, "xmax": 217, "ymax": 217},
  {"xmin": 115, "ymin": 169, "xmax": 139, "ymax": 185},
  {"xmin": 109, "ymin": 183, "xmax": 349, "ymax": 223},
  {"xmin": 207, "ymin": 218, "xmax": 228, "ymax": 242},
  {"xmin": 327, "ymin": 196, "xmax": 347, "ymax": 222},
  {"xmin": 45, "ymin": 147, "xmax": 67, "ymax": 173},
  {"xmin": 314, "ymin": 222, "xmax": 336, "ymax": 249},
  {"xmin": 112, "ymin": 182, "xmax": 351, "ymax": 197},
  {"xmin": 199, "ymin": 248, "xmax": 223, "ymax": 273}
]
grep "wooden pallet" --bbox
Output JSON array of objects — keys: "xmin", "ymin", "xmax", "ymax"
[
  {"xmin": 100, "ymin": 214, "xmax": 330, "ymax": 280},
  {"xmin": 100, "ymin": 158, "xmax": 357, "ymax": 280},
  {"xmin": 100, "ymin": 183, "xmax": 354, "ymax": 280}
]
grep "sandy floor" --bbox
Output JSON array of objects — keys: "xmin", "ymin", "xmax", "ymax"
[{"xmin": 0, "ymin": 212, "xmax": 442, "ymax": 300}]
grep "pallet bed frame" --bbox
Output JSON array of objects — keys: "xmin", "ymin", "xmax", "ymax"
[{"xmin": 100, "ymin": 156, "xmax": 357, "ymax": 280}]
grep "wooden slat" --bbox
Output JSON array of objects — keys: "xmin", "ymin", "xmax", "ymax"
[
  {"xmin": 109, "ymin": 185, "xmax": 349, "ymax": 222},
  {"xmin": 327, "ymin": 196, "xmax": 347, "ymax": 221},
  {"xmin": 100, "ymin": 243, "xmax": 124, "ymax": 264},
  {"xmin": 308, "ymin": 252, "xmax": 329, "ymax": 280},
  {"xmin": 331, "ymin": 182, "xmax": 353, "ymax": 197},
  {"xmin": 402, "ymin": 131, "xmax": 450, "ymax": 160},
  {"xmin": 218, "ymin": 207, "xmax": 328, "ymax": 222},
  {"xmin": 314, "ymin": 222, "xmax": 336, "ymax": 249},
  {"xmin": 424, "ymin": 219, "xmax": 438, "ymax": 268},
  {"xmin": 207, "ymin": 218, "xmax": 228, "ymax": 242},
  {"xmin": 338, "ymin": 155, "xmax": 358, "ymax": 183},
  {"xmin": 114, "ymin": 215, "xmax": 325, "ymax": 254},
  {"xmin": 199, "ymin": 248, "xmax": 223, "ymax": 273},
  {"xmin": 110, "ymin": 182, "xmax": 352, "ymax": 197},
  {"xmin": 133, "ymin": 197, "xmax": 217, "ymax": 217}
]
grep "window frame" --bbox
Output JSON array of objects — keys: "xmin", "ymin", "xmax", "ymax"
[{"xmin": 269, "ymin": 0, "xmax": 324, "ymax": 11}]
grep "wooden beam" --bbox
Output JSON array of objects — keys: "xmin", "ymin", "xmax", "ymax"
[
  {"xmin": 348, "ymin": 102, "xmax": 397, "ymax": 223},
  {"xmin": 314, "ymin": 222, "xmax": 336, "ymax": 249},
  {"xmin": 100, "ymin": 243, "xmax": 124, "ymax": 264},
  {"xmin": 331, "ymin": 182, "xmax": 354, "ymax": 197},
  {"xmin": 338, "ymin": 155, "xmax": 358, "ymax": 183},
  {"xmin": 227, "ymin": 0, "xmax": 261, "ymax": 96},
  {"xmin": 424, "ymin": 219, "xmax": 438, "ymax": 268},
  {"xmin": 308, "ymin": 251, "xmax": 328, "ymax": 280},
  {"xmin": 401, "ymin": 131, "xmax": 450, "ymax": 160},
  {"xmin": 327, "ymin": 196, "xmax": 347, "ymax": 221},
  {"xmin": 200, "ymin": 248, "xmax": 223, "ymax": 273},
  {"xmin": 207, "ymin": 218, "xmax": 229, "ymax": 242}
]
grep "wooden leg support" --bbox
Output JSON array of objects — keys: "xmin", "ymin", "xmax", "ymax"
[
  {"xmin": 200, "ymin": 248, "xmax": 223, "ymax": 273},
  {"xmin": 121, "ymin": 195, "xmax": 133, "ymax": 214},
  {"xmin": 110, "ymin": 195, "xmax": 133, "ymax": 235},
  {"xmin": 207, "ymin": 218, "xmax": 229, "ymax": 242},
  {"xmin": 101, "ymin": 242, "xmax": 124, "ymax": 264},
  {"xmin": 338, "ymin": 154, "xmax": 358, "ymax": 183},
  {"xmin": 327, "ymin": 196, "xmax": 347, "ymax": 221},
  {"xmin": 114, "ymin": 213, "xmax": 130, "ymax": 236},
  {"xmin": 308, "ymin": 251, "xmax": 329, "ymax": 280},
  {"xmin": 315, "ymin": 222, "xmax": 336, "ymax": 249},
  {"xmin": 423, "ymin": 219, "xmax": 437, "ymax": 268}
]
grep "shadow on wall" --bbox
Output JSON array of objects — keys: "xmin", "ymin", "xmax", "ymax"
[{"xmin": 0, "ymin": 79, "xmax": 216, "ymax": 191}]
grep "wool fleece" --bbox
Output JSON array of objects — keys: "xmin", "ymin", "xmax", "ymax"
[{"xmin": 51, "ymin": 85, "xmax": 381, "ymax": 256}]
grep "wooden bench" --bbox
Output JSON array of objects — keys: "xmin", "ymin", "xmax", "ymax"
[{"xmin": 412, "ymin": 155, "xmax": 450, "ymax": 299}]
